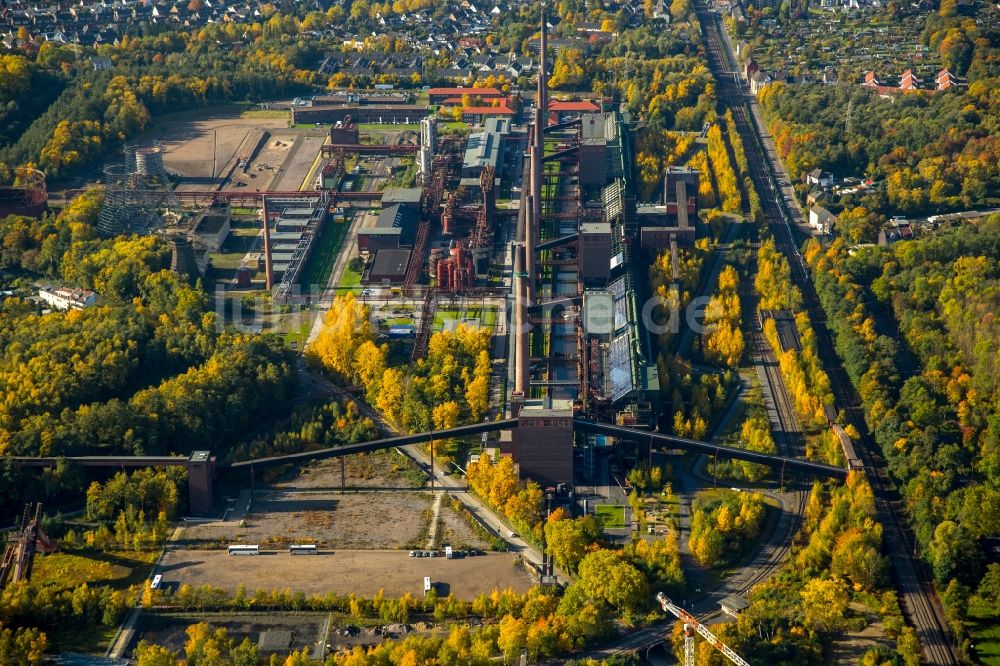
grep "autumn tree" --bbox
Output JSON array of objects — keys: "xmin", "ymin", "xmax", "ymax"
[
  {"xmin": 549, "ymin": 48, "xmax": 587, "ymax": 90},
  {"xmin": 0, "ymin": 623, "xmax": 46, "ymax": 665},
  {"xmin": 800, "ymin": 577, "xmax": 848, "ymax": 633},
  {"xmin": 307, "ymin": 293, "xmax": 373, "ymax": 382},
  {"xmin": 702, "ymin": 265, "xmax": 744, "ymax": 368},
  {"xmin": 544, "ymin": 515, "xmax": 601, "ymax": 573},
  {"xmin": 576, "ymin": 550, "xmax": 648, "ymax": 613}
]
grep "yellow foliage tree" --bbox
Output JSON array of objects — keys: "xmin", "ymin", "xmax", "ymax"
[{"xmin": 307, "ymin": 293, "xmax": 372, "ymax": 382}]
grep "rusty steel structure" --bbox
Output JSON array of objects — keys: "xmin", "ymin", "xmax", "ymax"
[
  {"xmin": 0, "ymin": 167, "xmax": 47, "ymax": 218},
  {"xmin": 164, "ymin": 189, "xmax": 381, "ymax": 208},
  {"xmin": 321, "ymin": 143, "xmax": 418, "ymax": 157},
  {"xmin": 0, "ymin": 503, "xmax": 57, "ymax": 589},
  {"xmin": 469, "ymin": 165, "xmax": 496, "ymax": 252}
]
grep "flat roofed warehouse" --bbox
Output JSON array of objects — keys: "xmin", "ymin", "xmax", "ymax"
[
  {"xmin": 357, "ymin": 204, "xmax": 419, "ymax": 253},
  {"xmin": 366, "ymin": 248, "xmax": 411, "ymax": 285},
  {"xmin": 291, "ymin": 103, "xmax": 427, "ymax": 125},
  {"xmin": 462, "ymin": 118, "xmax": 510, "ymax": 178}
]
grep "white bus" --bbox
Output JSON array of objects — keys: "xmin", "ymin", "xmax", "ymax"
[
  {"xmin": 228, "ymin": 545, "xmax": 260, "ymax": 556},
  {"xmin": 150, "ymin": 574, "xmax": 162, "ymax": 589},
  {"xmin": 289, "ymin": 544, "xmax": 318, "ymax": 555}
]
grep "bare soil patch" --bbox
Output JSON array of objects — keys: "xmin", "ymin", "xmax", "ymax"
[
  {"xmin": 277, "ymin": 450, "xmax": 425, "ymax": 490},
  {"xmin": 179, "ymin": 491, "xmax": 433, "ymax": 550},
  {"xmin": 156, "ymin": 549, "xmax": 534, "ymax": 600},
  {"xmin": 435, "ymin": 502, "xmax": 491, "ymax": 550}
]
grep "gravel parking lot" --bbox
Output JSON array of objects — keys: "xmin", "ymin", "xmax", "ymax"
[{"xmin": 157, "ymin": 549, "xmax": 534, "ymax": 599}]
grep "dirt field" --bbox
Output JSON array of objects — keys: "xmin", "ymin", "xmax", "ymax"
[
  {"xmin": 156, "ymin": 549, "xmax": 534, "ymax": 599},
  {"xmin": 180, "ymin": 491, "xmax": 433, "ymax": 549},
  {"xmin": 276, "ymin": 450, "xmax": 426, "ymax": 490},
  {"xmin": 150, "ymin": 112, "xmax": 287, "ymax": 184},
  {"xmin": 138, "ymin": 107, "xmax": 324, "ymax": 191},
  {"xmin": 435, "ymin": 502, "xmax": 491, "ymax": 550},
  {"xmin": 270, "ymin": 133, "xmax": 327, "ymax": 191}
]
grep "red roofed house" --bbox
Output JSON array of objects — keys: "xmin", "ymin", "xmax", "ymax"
[
  {"xmin": 548, "ymin": 98, "xmax": 600, "ymax": 123},
  {"xmin": 461, "ymin": 100, "xmax": 517, "ymax": 123},
  {"xmin": 936, "ymin": 67, "xmax": 960, "ymax": 90},
  {"xmin": 861, "ymin": 70, "xmax": 908, "ymax": 97},
  {"xmin": 899, "ymin": 69, "xmax": 920, "ymax": 91},
  {"xmin": 429, "ymin": 87, "xmax": 504, "ymax": 104}
]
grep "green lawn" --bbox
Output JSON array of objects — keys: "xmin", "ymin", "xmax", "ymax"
[
  {"xmin": 433, "ymin": 307, "xmax": 497, "ymax": 331},
  {"xmin": 47, "ymin": 624, "xmax": 119, "ymax": 655},
  {"xmin": 595, "ymin": 504, "xmax": 626, "ymax": 529},
  {"xmin": 299, "ymin": 218, "xmax": 349, "ymax": 288},
  {"xmin": 338, "ymin": 264, "xmax": 363, "ymax": 293},
  {"xmin": 208, "ymin": 251, "xmax": 246, "ymax": 271},
  {"xmin": 358, "ymin": 123, "xmax": 421, "ymax": 132},
  {"xmin": 32, "ymin": 550, "xmax": 158, "ymax": 592},
  {"xmin": 970, "ymin": 597, "xmax": 1000, "ymax": 665},
  {"xmin": 282, "ymin": 316, "xmax": 314, "ymax": 350},
  {"xmin": 241, "ymin": 109, "xmax": 290, "ymax": 119}
]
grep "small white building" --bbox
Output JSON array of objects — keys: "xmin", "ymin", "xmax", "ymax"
[
  {"xmin": 720, "ymin": 595, "xmax": 750, "ymax": 617},
  {"xmin": 809, "ymin": 205, "xmax": 837, "ymax": 234},
  {"xmin": 807, "ymin": 168, "xmax": 835, "ymax": 189},
  {"xmin": 38, "ymin": 286, "xmax": 96, "ymax": 311}
]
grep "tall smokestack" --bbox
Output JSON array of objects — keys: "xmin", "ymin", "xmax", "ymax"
[
  {"xmin": 537, "ymin": 3, "xmax": 548, "ymax": 141},
  {"xmin": 530, "ymin": 5, "xmax": 547, "ymax": 294},
  {"xmin": 262, "ymin": 196, "xmax": 274, "ymax": 290},
  {"xmin": 526, "ymin": 190, "xmax": 536, "ymax": 302},
  {"xmin": 514, "ymin": 241, "xmax": 529, "ymax": 397}
]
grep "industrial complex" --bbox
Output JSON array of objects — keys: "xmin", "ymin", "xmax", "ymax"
[{"xmin": 60, "ymin": 8, "xmax": 713, "ymax": 498}]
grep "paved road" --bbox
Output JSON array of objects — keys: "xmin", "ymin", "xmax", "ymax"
[{"xmin": 306, "ymin": 156, "xmax": 390, "ymax": 345}]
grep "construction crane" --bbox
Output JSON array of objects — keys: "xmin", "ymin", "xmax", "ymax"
[
  {"xmin": 656, "ymin": 592, "xmax": 750, "ymax": 666},
  {"xmin": 0, "ymin": 502, "xmax": 57, "ymax": 589}
]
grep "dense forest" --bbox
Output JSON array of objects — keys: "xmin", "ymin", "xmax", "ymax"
[
  {"xmin": 807, "ymin": 215, "xmax": 1000, "ymax": 648},
  {"xmin": 760, "ymin": 81, "xmax": 998, "ymax": 218},
  {"xmin": 0, "ymin": 190, "xmax": 296, "ymax": 515}
]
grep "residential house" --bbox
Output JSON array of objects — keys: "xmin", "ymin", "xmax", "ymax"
[
  {"xmin": 807, "ymin": 169, "xmax": 835, "ymax": 189},
  {"xmin": 38, "ymin": 286, "xmax": 97, "ymax": 311},
  {"xmin": 808, "ymin": 205, "xmax": 836, "ymax": 234}
]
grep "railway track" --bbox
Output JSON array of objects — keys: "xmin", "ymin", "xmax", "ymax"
[
  {"xmin": 720, "ymin": 245, "xmax": 807, "ymax": 605},
  {"xmin": 695, "ymin": 4, "xmax": 959, "ymax": 664}
]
